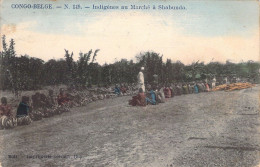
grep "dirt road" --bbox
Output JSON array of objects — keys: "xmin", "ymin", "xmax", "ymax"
[{"xmin": 0, "ymin": 87, "xmax": 259, "ymax": 167}]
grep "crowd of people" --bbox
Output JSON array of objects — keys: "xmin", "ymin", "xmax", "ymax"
[
  {"xmin": 0, "ymin": 65, "xmax": 216, "ymax": 130},
  {"xmin": 129, "ymin": 82, "xmax": 213, "ymax": 107},
  {"xmin": 0, "ymin": 64, "xmax": 254, "ymax": 130},
  {"xmin": 0, "ymin": 85, "xmax": 136, "ymax": 130},
  {"xmin": 129, "ymin": 67, "xmax": 214, "ymax": 107}
]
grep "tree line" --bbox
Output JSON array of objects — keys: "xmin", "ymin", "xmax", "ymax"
[{"xmin": 0, "ymin": 35, "xmax": 259, "ymax": 91}]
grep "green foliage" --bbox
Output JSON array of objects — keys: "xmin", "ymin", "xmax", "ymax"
[
  {"xmin": 136, "ymin": 52, "xmax": 163, "ymax": 83},
  {"xmin": 0, "ymin": 36, "xmax": 260, "ymax": 91}
]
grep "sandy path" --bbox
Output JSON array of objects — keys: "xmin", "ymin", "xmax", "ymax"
[{"xmin": 0, "ymin": 87, "xmax": 259, "ymax": 167}]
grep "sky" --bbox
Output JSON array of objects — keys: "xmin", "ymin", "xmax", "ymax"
[{"xmin": 0, "ymin": 0, "xmax": 259, "ymax": 65}]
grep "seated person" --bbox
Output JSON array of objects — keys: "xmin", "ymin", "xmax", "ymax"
[
  {"xmin": 164, "ymin": 86, "xmax": 172, "ymax": 98},
  {"xmin": 205, "ymin": 83, "xmax": 210, "ymax": 92},
  {"xmin": 66, "ymin": 90, "xmax": 80, "ymax": 107},
  {"xmin": 57, "ymin": 88, "xmax": 71, "ymax": 106},
  {"xmin": 194, "ymin": 83, "xmax": 199, "ymax": 94},
  {"xmin": 157, "ymin": 87, "xmax": 166, "ymax": 103},
  {"xmin": 0, "ymin": 97, "xmax": 12, "ymax": 118},
  {"xmin": 39, "ymin": 93, "xmax": 54, "ymax": 117},
  {"xmin": 30, "ymin": 93, "xmax": 45, "ymax": 120},
  {"xmin": 182, "ymin": 84, "xmax": 189, "ymax": 94},
  {"xmin": 169, "ymin": 85, "xmax": 174, "ymax": 97},
  {"xmin": 146, "ymin": 88, "xmax": 157, "ymax": 105},
  {"xmin": 0, "ymin": 97, "xmax": 16, "ymax": 129},
  {"xmin": 188, "ymin": 84, "xmax": 194, "ymax": 94},
  {"xmin": 172, "ymin": 85, "xmax": 178, "ymax": 96},
  {"xmin": 17, "ymin": 96, "xmax": 30, "ymax": 117},
  {"xmin": 120, "ymin": 84, "xmax": 127, "ymax": 95},
  {"xmin": 197, "ymin": 83, "xmax": 204, "ymax": 93},
  {"xmin": 32, "ymin": 92, "xmax": 47, "ymax": 109},
  {"xmin": 129, "ymin": 88, "xmax": 146, "ymax": 106},
  {"xmin": 202, "ymin": 83, "xmax": 206, "ymax": 91},
  {"xmin": 16, "ymin": 96, "xmax": 32, "ymax": 125},
  {"xmin": 176, "ymin": 84, "xmax": 182, "ymax": 96},
  {"xmin": 114, "ymin": 85, "xmax": 121, "ymax": 95},
  {"xmin": 56, "ymin": 88, "xmax": 72, "ymax": 113},
  {"xmin": 46, "ymin": 89, "xmax": 57, "ymax": 108}
]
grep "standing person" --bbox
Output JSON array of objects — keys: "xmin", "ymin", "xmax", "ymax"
[
  {"xmin": 212, "ymin": 77, "xmax": 216, "ymax": 88},
  {"xmin": 137, "ymin": 67, "xmax": 145, "ymax": 93}
]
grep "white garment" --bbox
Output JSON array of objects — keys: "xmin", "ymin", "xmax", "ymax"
[
  {"xmin": 137, "ymin": 71, "xmax": 145, "ymax": 92},
  {"xmin": 212, "ymin": 77, "xmax": 216, "ymax": 88},
  {"xmin": 212, "ymin": 82, "xmax": 216, "ymax": 88}
]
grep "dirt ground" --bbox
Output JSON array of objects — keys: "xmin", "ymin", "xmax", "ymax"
[{"xmin": 0, "ymin": 86, "xmax": 259, "ymax": 167}]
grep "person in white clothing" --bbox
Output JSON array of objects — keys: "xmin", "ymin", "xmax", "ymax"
[
  {"xmin": 212, "ymin": 77, "xmax": 216, "ymax": 88},
  {"xmin": 137, "ymin": 67, "xmax": 145, "ymax": 92}
]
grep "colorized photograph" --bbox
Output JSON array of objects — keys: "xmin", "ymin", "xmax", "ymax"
[{"xmin": 0, "ymin": 0, "xmax": 259, "ymax": 166}]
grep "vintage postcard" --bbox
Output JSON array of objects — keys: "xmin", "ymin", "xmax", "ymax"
[{"xmin": 0, "ymin": 0, "xmax": 259, "ymax": 166}]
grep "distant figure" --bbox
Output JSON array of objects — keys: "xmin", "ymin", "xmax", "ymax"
[
  {"xmin": 46, "ymin": 89, "xmax": 57, "ymax": 108},
  {"xmin": 120, "ymin": 84, "xmax": 127, "ymax": 95},
  {"xmin": 137, "ymin": 67, "xmax": 145, "ymax": 92},
  {"xmin": 182, "ymin": 83, "xmax": 189, "ymax": 94},
  {"xmin": 212, "ymin": 77, "xmax": 216, "ymax": 88},
  {"xmin": 56, "ymin": 88, "xmax": 71, "ymax": 113},
  {"xmin": 176, "ymin": 84, "xmax": 182, "ymax": 96},
  {"xmin": 188, "ymin": 83, "xmax": 194, "ymax": 94},
  {"xmin": 114, "ymin": 84, "xmax": 121, "ymax": 95},
  {"xmin": 57, "ymin": 88, "xmax": 70, "ymax": 106},
  {"xmin": 205, "ymin": 83, "xmax": 210, "ymax": 92},
  {"xmin": 194, "ymin": 83, "xmax": 199, "ymax": 94},
  {"xmin": 197, "ymin": 82, "xmax": 204, "ymax": 92},
  {"xmin": 32, "ymin": 92, "xmax": 45, "ymax": 110},
  {"xmin": 169, "ymin": 85, "xmax": 174, "ymax": 97},
  {"xmin": 164, "ymin": 86, "xmax": 171, "ymax": 98}
]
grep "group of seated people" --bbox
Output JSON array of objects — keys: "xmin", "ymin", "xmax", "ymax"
[
  {"xmin": 172, "ymin": 82, "xmax": 211, "ymax": 95},
  {"xmin": 128, "ymin": 86, "xmax": 164, "ymax": 107},
  {"xmin": 0, "ymin": 82, "xmax": 212, "ymax": 129},
  {"xmin": 129, "ymin": 82, "xmax": 212, "ymax": 107},
  {"xmin": 0, "ymin": 84, "xmax": 138, "ymax": 130},
  {"xmin": 0, "ymin": 88, "xmax": 75, "ymax": 129}
]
